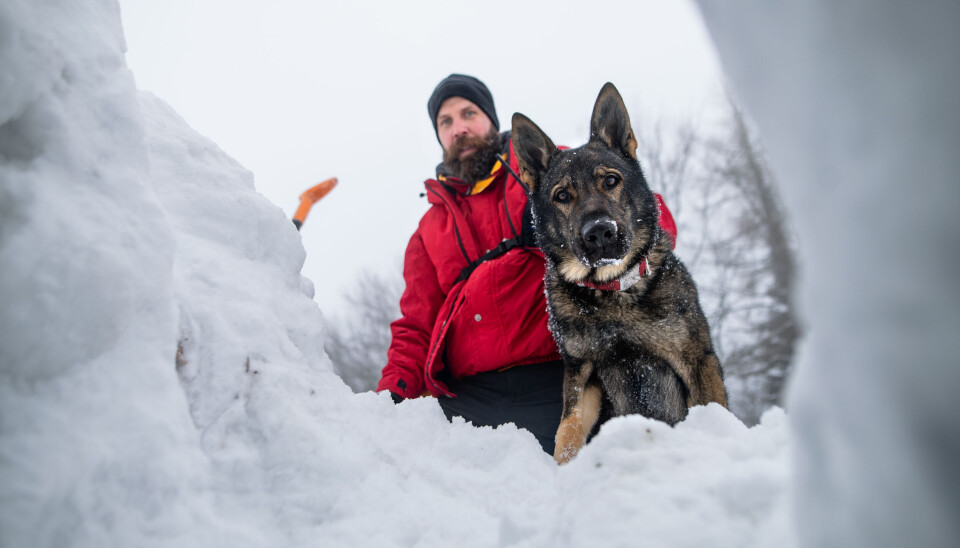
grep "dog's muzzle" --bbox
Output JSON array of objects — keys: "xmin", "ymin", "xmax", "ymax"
[{"xmin": 580, "ymin": 215, "xmax": 626, "ymax": 265}]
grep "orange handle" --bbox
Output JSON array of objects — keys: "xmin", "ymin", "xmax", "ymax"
[{"xmin": 293, "ymin": 177, "xmax": 338, "ymax": 229}]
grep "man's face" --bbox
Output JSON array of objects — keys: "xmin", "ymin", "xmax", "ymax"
[
  {"xmin": 436, "ymin": 97, "xmax": 494, "ymax": 157},
  {"xmin": 436, "ymin": 96, "xmax": 500, "ymax": 184}
]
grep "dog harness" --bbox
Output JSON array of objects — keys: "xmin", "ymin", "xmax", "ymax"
[{"xmin": 453, "ymin": 154, "xmax": 537, "ymax": 283}]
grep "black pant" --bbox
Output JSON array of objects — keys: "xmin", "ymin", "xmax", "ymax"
[{"xmin": 438, "ymin": 360, "xmax": 564, "ymax": 455}]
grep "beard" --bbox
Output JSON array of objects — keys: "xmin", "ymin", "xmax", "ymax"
[{"xmin": 442, "ymin": 128, "xmax": 501, "ymax": 185}]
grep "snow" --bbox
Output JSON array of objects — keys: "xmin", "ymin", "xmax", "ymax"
[
  {"xmin": 697, "ymin": 0, "xmax": 960, "ymax": 546},
  {"xmin": 14, "ymin": 0, "xmax": 939, "ymax": 547}
]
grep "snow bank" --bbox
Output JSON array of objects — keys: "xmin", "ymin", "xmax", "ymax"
[
  {"xmin": 0, "ymin": 0, "xmax": 216, "ymax": 545},
  {"xmin": 697, "ymin": 1, "xmax": 960, "ymax": 546},
  {"xmin": 1, "ymin": 1, "xmax": 792, "ymax": 547}
]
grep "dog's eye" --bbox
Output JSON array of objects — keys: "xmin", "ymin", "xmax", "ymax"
[
  {"xmin": 603, "ymin": 174, "xmax": 620, "ymax": 190},
  {"xmin": 554, "ymin": 190, "xmax": 572, "ymax": 204}
]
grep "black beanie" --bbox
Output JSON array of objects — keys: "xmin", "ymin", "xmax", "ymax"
[{"xmin": 427, "ymin": 74, "xmax": 499, "ymax": 138}]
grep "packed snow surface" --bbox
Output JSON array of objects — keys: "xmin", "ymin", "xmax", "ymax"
[{"xmin": 0, "ymin": 2, "xmax": 793, "ymax": 547}]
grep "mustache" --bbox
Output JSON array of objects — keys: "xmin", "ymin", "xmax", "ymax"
[{"xmin": 449, "ymin": 133, "xmax": 492, "ymax": 156}]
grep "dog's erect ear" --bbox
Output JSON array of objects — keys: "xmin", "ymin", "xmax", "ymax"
[
  {"xmin": 512, "ymin": 112, "xmax": 557, "ymax": 195},
  {"xmin": 589, "ymin": 82, "xmax": 638, "ymax": 160}
]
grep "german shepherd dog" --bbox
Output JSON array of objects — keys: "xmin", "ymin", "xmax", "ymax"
[{"xmin": 512, "ymin": 83, "xmax": 728, "ymax": 464}]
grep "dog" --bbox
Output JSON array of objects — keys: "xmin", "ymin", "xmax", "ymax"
[{"xmin": 512, "ymin": 83, "xmax": 728, "ymax": 464}]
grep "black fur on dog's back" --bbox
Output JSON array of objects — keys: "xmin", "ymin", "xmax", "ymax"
[{"xmin": 512, "ymin": 83, "xmax": 728, "ymax": 464}]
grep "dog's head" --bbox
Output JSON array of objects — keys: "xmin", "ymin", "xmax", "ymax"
[{"xmin": 513, "ymin": 83, "xmax": 660, "ymax": 285}]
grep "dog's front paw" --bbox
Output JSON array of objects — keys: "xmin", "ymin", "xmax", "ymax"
[{"xmin": 554, "ymin": 422, "xmax": 585, "ymax": 465}]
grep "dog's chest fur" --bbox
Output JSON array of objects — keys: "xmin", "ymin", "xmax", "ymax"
[{"xmin": 544, "ymin": 252, "xmax": 705, "ymax": 366}]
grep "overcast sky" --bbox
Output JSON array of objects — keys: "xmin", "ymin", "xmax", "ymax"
[{"xmin": 118, "ymin": 0, "xmax": 725, "ymax": 317}]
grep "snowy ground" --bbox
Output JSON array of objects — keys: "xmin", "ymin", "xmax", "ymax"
[
  {"xmin": 0, "ymin": 2, "xmax": 792, "ymax": 547},
  {"xmin": 4, "ymin": 0, "xmax": 958, "ymax": 547}
]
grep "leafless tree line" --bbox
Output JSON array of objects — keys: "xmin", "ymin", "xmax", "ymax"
[
  {"xmin": 323, "ymin": 268, "xmax": 402, "ymax": 394},
  {"xmin": 325, "ymin": 96, "xmax": 799, "ymax": 425}
]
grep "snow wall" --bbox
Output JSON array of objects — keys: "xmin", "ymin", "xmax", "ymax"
[
  {"xmin": 696, "ymin": 1, "xmax": 960, "ymax": 547},
  {"xmin": 0, "ymin": 1, "xmax": 792, "ymax": 548}
]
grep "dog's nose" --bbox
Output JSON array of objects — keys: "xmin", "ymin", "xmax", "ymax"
[{"xmin": 581, "ymin": 217, "xmax": 618, "ymax": 250}]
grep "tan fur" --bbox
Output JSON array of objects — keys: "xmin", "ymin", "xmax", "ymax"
[
  {"xmin": 519, "ymin": 167, "xmax": 538, "ymax": 194},
  {"xmin": 596, "ymin": 127, "xmax": 637, "ymax": 160},
  {"xmin": 625, "ymin": 133, "xmax": 638, "ymax": 160},
  {"xmin": 553, "ymin": 363, "xmax": 602, "ymax": 464},
  {"xmin": 592, "ymin": 248, "xmax": 639, "ymax": 282},
  {"xmin": 554, "ymin": 384, "xmax": 602, "ymax": 465},
  {"xmin": 558, "ymin": 256, "xmax": 591, "ymax": 283},
  {"xmin": 592, "ymin": 167, "xmax": 626, "ymax": 197},
  {"xmin": 698, "ymin": 355, "xmax": 729, "ymax": 407}
]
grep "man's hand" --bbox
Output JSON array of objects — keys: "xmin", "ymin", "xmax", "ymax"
[{"xmin": 390, "ymin": 379, "xmax": 408, "ymax": 404}]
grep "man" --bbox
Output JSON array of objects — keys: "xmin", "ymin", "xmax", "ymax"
[{"xmin": 376, "ymin": 74, "xmax": 565, "ymax": 454}]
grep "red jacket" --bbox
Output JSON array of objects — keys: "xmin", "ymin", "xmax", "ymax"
[
  {"xmin": 378, "ymin": 138, "xmax": 559, "ymax": 398},
  {"xmin": 377, "ymin": 137, "xmax": 677, "ymax": 399}
]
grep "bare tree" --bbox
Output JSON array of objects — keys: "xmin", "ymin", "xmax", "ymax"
[
  {"xmin": 705, "ymin": 99, "xmax": 799, "ymax": 423},
  {"xmin": 324, "ymin": 268, "xmax": 402, "ymax": 392}
]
